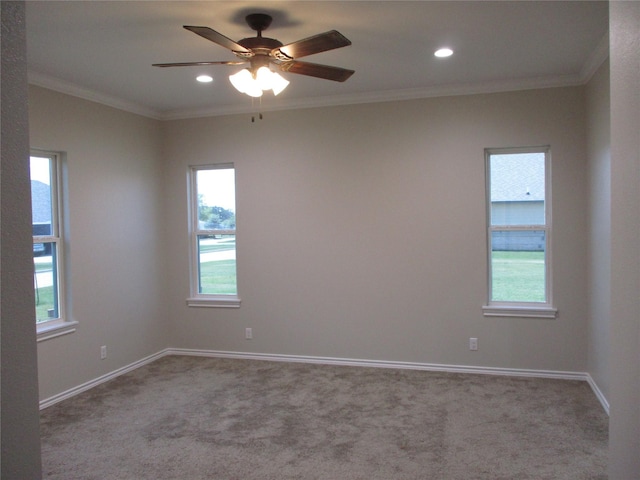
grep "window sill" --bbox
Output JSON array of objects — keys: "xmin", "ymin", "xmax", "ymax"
[
  {"xmin": 187, "ymin": 296, "xmax": 241, "ymax": 308},
  {"xmin": 482, "ymin": 305, "xmax": 557, "ymax": 319},
  {"xmin": 37, "ymin": 320, "xmax": 79, "ymax": 342}
]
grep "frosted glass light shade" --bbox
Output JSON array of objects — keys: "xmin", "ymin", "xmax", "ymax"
[
  {"xmin": 229, "ymin": 69, "xmax": 262, "ymax": 97},
  {"xmin": 270, "ymin": 72, "xmax": 290, "ymax": 96},
  {"xmin": 256, "ymin": 66, "xmax": 274, "ymax": 90},
  {"xmin": 229, "ymin": 67, "xmax": 289, "ymax": 97}
]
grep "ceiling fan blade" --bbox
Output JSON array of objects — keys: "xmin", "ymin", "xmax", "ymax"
[
  {"xmin": 274, "ymin": 30, "xmax": 351, "ymax": 60},
  {"xmin": 183, "ymin": 26, "xmax": 252, "ymax": 56},
  {"xmin": 280, "ymin": 61, "xmax": 354, "ymax": 82},
  {"xmin": 153, "ymin": 61, "xmax": 247, "ymax": 67}
]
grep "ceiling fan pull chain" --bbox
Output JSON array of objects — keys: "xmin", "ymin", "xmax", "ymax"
[
  {"xmin": 251, "ymin": 97, "xmax": 255, "ymax": 122},
  {"xmin": 250, "ymin": 97, "xmax": 265, "ymax": 123}
]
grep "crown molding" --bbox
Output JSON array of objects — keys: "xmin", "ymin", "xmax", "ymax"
[
  {"xmin": 28, "ymin": 71, "xmax": 163, "ymax": 120},
  {"xmin": 579, "ymin": 32, "xmax": 610, "ymax": 83},
  {"xmin": 160, "ymin": 73, "xmax": 585, "ymax": 120},
  {"xmin": 29, "ymin": 67, "xmax": 596, "ymax": 122}
]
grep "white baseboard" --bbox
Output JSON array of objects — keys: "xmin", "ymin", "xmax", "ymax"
[
  {"xmin": 39, "ymin": 350, "xmax": 169, "ymax": 409},
  {"xmin": 585, "ymin": 373, "xmax": 610, "ymax": 415},
  {"xmin": 167, "ymin": 347, "xmax": 589, "ymax": 379},
  {"xmin": 40, "ymin": 347, "xmax": 610, "ymax": 415}
]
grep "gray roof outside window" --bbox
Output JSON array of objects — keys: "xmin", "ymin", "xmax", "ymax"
[
  {"xmin": 490, "ymin": 153, "xmax": 545, "ymax": 202},
  {"xmin": 31, "ymin": 180, "xmax": 51, "ymax": 224}
]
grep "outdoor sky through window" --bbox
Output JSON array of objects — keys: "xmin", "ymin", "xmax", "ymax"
[
  {"xmin": 31, "ymin": 156, "xmax": 51, "ymax": 185},
  {"xmin": 197, "ymin": 168, "xmax": 235, "ymax": 211}
]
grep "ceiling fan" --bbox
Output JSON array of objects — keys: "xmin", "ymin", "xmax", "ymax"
[{"xmin": 153, "ymin": 13, "xmax": 354, "ymax": 97}]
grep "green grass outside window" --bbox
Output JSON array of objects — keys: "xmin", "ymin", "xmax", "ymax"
[
  {"xmin": 199, "ymin": 260, "xmax": 237, "ymax": 295},
  {"xmin": 491, "ymin": 251, "xmax": 545, "ymax": 303}
]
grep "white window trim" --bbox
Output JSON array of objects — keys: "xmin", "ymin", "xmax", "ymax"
[
  {"xmin": 482, "ymin": 305, "xmax": 557, "ymax": 319},
  {"xmin": 187, "ymin": 163, "xmax": 240, "ymax": 308},
  {"xmin": 186, "ymin": 296, "xmax": 241, "ymax": 308},
  {"xmin": 483, "ymin": 146, "xmax": 557, "ymax": 319},
  {"xmin": 32, "ymin": 150, "xmax": 76, "ymax": 338},
  {"xmin": 37, "ymin": 319, "xmax": 79, "ymax": 342}
]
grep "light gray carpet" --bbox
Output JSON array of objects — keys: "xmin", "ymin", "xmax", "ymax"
[{"xmin": 40, "ymin": 355, "xmax": 608, "ymax": 479}]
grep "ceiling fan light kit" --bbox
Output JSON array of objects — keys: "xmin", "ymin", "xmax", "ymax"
[
  {"xmin": 229, "ymin": 65, "xmax": 290, "ymax": 97},
  {"xmin": 229, "ymin": 66, "xmax": 289, "ymax": 97},
  {"xmin": 153, "ymin": 13, "xmax": 354, "ymax": 99}
]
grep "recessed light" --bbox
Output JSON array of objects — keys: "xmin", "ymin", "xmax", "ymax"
[
  {"xmin": 434, "ymin": 48, "xmax": 454, "ymax": 58},
  {"xmin": 196, "ymin": 75, "xmax": 213, "ymax": 83}
]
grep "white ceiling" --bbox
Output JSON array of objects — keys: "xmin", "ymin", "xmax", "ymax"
[{"xmin": 26, "ymin": 1, "xmax": 609, "ymax": 120}]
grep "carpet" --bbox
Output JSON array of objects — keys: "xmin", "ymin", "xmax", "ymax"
[{"xmin": 40, "ymin": 355, "xmax": 608, "ymax": 479}]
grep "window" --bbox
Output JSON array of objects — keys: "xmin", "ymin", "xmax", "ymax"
[
  {"xmin": 31, "ymin": 151, "xmax": 75, "ymax": 339},
  {"xmin": 187, "ymin": 164, "xmax": 239, "ymax": 307},
  {"xmin": 483, "ymin": 147, "xmax": 556, "ymax": 318}
]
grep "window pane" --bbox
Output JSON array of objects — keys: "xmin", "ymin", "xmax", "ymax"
[
  {"xmin": 198, "ymin": 235, "xmax": 237, "ymax": 294},
  {"xmin": 490, "ymin": 153, "xmax": 545, "ymax": 226},
  {"xmin": 491, "ymin": 230, "xmax": 546, "ymax": 302},
  {"xmin": 30, "ymin": 156, "xmax": 54, "ymax": 232},
  {"xmin": 196, "ymin": 168, "xmax": 235, "ymax": 230},
  {"xmin": 34, "ymin": 243, "xmax": 59, "ymax": 322}
]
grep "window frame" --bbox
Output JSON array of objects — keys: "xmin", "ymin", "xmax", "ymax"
[
  {"xmin": 31, "ymin": 150, "xmax": 77, "ymax": 340},
  {"xmin": 482, "ymin": 146, "xmax": 557, "ymax": 319},
  {"xmin": 186, "ymin": 163, "xmax": 240, "ymax": 308}
]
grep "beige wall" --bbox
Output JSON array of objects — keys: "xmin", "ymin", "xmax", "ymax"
[
  {"xmin": 586, "ymin": 59, "xmax": 611, "ymax": 401},
  {"xmin": 28, "ymin": 84, "xmax": 594, "ymax": 397},
  {"xmin": 608, "ymin": 1, "xmax": 640, "ymax": 476},
  {"xmin": 1, "ymin": 2, "xmax": 42, "ymax": 477},
  {"xmin": 29, "ymin": 86, "xmax": 169, "ymax": 400},
  {"xmin": 163, "ymin": 87, "xmax": 589, "ymax": 372}
]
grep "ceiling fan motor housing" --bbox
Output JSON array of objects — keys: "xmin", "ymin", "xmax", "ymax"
[
  {"xmin": 237, "ymin": 36, "xmax": 283, "ymax": 55},
  {"xmin": 238, "ymin": 14, "xmax": 289, "ymax": 61}
]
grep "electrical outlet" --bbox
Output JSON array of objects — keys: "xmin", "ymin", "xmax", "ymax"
[
  {"xmin": 100, "ymin": 345, "xmax": 107, "ymax": 359},
  {"xmin": 245, "ymin": 328, "xmax": 253, "ymax": 340},
  {"xmin": 469, "ymin": 338, "xmax": 478, "ymax": 351}
]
